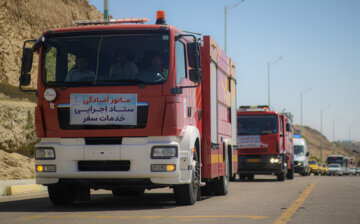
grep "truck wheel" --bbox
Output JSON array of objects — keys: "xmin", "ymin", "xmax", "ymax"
[
  {"xmin": 48, "ymin": 185, "xmax": 76, "ymax": 206},
  {"xmin": 230, "ymin": 173, "xmax": 237, "ymax": 181},
  {"xmin": 287, "ymin": 163, "xmax": 294, "ymax": 180},
  {"xmin": 213, "ymin": 152, "xmax": 230, "ymax": 195},
  {"xmin": 277, "ymin": 172, "xmax": 285, "ymax": 181},
  {"xmin": 174, "ymin": 150, "xmax": 200, "ymax": 205},
  {"xmin": 112, "ymin": 188, "xmax": 145, "ymax": 197},
  {"xmin": 247, "ymin": 174, "xmax": 254, "ymax": 180},
  {"xmin": 239, "ymin": 175, "xmax": 246, "ymax": 180},
  {"xmin": 228, "ymin": 148, "xmax": 236, "ymax": 182}
]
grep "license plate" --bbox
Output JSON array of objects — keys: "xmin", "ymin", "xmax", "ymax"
[{"xmin": 247, "ymin": 158, "xmax": 260, "ymax": 163}]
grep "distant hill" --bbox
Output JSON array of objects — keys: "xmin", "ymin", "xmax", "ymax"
[{"xmin": 293, "ymin": 125, "xmax": 359, "ymax": 163}]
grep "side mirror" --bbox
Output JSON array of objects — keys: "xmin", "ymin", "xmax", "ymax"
[
  {"xmin": 19, "ymin": 73, "xmax": 31, "ymax": 86},
  {"xmin": 21, "ymin": 47, "xmax": 33, "ymax": 74},
  {"xmin": 19, "ymin": 39, "xmax": 37, "ymax": 93},
  {"xmin": 189, "ymin": 68, "xmax": 202, "ymax": 83},
  {"xmin": 306, "ymin": 152, "xmax": 309, "ymax": 157},
  {"xmin": 286, "ymin": 123, "xmax": 291, "ymax": 132},
  {"xmin": 187, "ymin": 42, "xmax": 201, "ymax": 68}
]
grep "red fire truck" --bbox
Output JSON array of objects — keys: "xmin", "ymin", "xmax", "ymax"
[
  {"xmin": 236, "ymin": 106, "xmax": 294, "ymax": 181},
  {"xmin": 19, "ymin": 11, "xmax": 238, "ymax": 205}
]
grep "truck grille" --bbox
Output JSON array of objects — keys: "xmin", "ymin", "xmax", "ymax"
[
  {"xmin": 78, "ymin": 161, "xmax": 130, "ymax": 171},
  {"xmin": 57, "ymin": 103, "xmax": 148, "ymax": 130}
]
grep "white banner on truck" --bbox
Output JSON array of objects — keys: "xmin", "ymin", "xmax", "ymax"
[
  {"xmin": 237, "ymin": 135, "xmax": 268, "ymax": 149},
  {"xmin": 70, "ymin": 94, "xmax": 137, "ymax": 125}
]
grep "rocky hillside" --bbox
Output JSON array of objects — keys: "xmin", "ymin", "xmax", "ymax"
[
  {"xmin": 0, "ymin": 0, "xmax": 103, "ymax": 179},
  {"xmin": 0, "ymin": 0, "xmax": 103, "ymax": 88},
  {"xmin": 294, "ymin": 125, "xmax": 359, "ymax": 163}
]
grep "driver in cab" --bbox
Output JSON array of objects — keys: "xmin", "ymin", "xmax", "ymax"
[{"xmin": 65, "ymin": 57, "xmax": 95, "ymax": 82}]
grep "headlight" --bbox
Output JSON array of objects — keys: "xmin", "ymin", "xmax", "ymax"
[
  {"xmin": 270, "ymin": 158, "xmax": 280, "ymax": 164},
  {"xmin": 35, "ymin": 148, "xmax": 55, "ymax": 160},
  {"xmin": 151, "ymin": 146, "xmax": 177, "ymax": 159}
]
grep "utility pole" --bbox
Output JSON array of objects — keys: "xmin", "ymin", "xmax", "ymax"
[
  {"xmin": 224, "ymin": 0, "xmax": 245, "ymax": 53},
  {"xmin": 320, "ymin": 105, "xmax": 330, "ymax": 163},
  {"xmin": 267, "ymin": 56, "xmax": 283, "ymax": 108},
  {"xmin": 332, "ymin": 116, "xmax": 341, "ymax": 154},
  {"xmin": 349, "ymin": 124, "xmax": 356, "ymax": 141},
  {"xmin": 300, "ymin": 88, "xmax": 312, "ymax": 134},
  {"xmin": 104, "ymin": 0, "xmax": 109, "ymax": 20}
]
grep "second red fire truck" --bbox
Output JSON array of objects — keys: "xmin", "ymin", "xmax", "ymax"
[{"xmin": 235, "ymin": 106, "xmax": 294, "ymax": 181}]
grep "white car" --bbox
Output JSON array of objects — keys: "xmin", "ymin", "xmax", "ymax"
[
  {"xmin": 350, "ymin": 168, "xmax": 356, "ymax": 176},
  {"xmin": 327, "ymin": 164, "xmax": 343, "ymax": 176}
]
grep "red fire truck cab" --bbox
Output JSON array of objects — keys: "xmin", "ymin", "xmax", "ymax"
[
  {"xmin": 19, "ymin": 11, "xmax": 238, "ymax": 205},
  {"xmin": 236, "ymin": 106, "xmax": 294, "ymax": 181}
]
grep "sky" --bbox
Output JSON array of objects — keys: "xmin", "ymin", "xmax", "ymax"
[{"xmin": 89, "ymin": 0, "xmax": 360, "ymax": 142}]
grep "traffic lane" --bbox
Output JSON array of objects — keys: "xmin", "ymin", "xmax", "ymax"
[
  {"xmin": 0, "ymin": 175, "xmax": 318, "ymax": 224},
  {"xmin": 290, "ymin": 175, "xmax": 360, "ymax": 224}
]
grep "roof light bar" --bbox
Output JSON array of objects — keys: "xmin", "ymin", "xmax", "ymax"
[
  {"xmin": 239, "ymin": 105, "xmax": 270, "ymax": 112},
  {"xmin": 74, "ymin": 18, "xmax": 149, "ymax": 26}
]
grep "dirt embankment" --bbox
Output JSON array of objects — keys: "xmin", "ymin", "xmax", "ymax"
[
  {"xmin": 0, "ymin": 0, "xmax": 103, "ymax": 88},
  {"xmin": 294, "ymin": 125, "xmax": 359, "ymax": 162},
  {"xmin": 0, "ymin": 0, "xmax": 103, "ymax": 180}
]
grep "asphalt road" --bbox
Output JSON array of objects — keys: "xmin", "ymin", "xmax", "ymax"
[{"xmin": 0, "ymin": 174, "xmax": 359, "ymax": 224}]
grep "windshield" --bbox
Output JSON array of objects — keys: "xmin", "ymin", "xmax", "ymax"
[
  {"xmin": 42, "ymin": 33, "xmax": 170, "ymax": 86},
  {"xmin": 237, "ymin": 115, "xmax": 278, "ymax": 135},
  {"xmin": 294, "ymin": 145, "xmax": 304, "ymax": 155},
  {"xmin": 327, "ymin": 157, "xmax": 343, "ymax": 165},
  {"xmin": 309, "ymin": 161, "xmax": 316, "ymax": 164}
]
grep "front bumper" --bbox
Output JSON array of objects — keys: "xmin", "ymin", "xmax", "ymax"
[
  {"xmin": 35, "ymin": 137, "xmax": 192, "ymax": 186},
  {"xmin": 237, "ymin": 154, "xmax": 284, "ymax": 175},
  {"xmin": 294, "ymin": 161, "xmax": 306, "ymax": 173}
]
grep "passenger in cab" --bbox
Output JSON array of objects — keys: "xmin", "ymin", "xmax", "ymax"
[
  {"xmin": 65, "ymin": 57, "xmax": 95, "ymax": 82},
  {"xmin": 248, "ymin": 122, "xmax": 260, "ymax": 134},
  {"xmin": 109, "ymin": 50, "xmax": 138, "ymax": 79},
  {"xmin": 147, "ymin": 53, "xmax": 168, "ymax": 77},
  {"xmin": 263, "ymin": 120, "xmax": 276, "ymax": 133},
  {"xmin": 237, "ymin": 122, "xmax": 246, "ymax": 134}
]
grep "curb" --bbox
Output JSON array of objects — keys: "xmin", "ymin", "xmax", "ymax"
[{"xmin": 0, "ymin": 184, "xmax": 47, "ymax": 197}]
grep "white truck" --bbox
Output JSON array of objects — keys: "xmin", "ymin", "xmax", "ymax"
[{"xmin": 293, "ymin": 136, "xmax": 310, "ymax": 176}]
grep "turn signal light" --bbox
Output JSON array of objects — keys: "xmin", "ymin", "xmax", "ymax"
[
  {"xmin": 36, "ymin": 165, "xmax": 44, "ymax": 172},
  {"xmin": 166, "ymin": 164, "xmax": 176, "ymax": 172}
]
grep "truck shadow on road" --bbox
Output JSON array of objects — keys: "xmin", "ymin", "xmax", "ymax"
[
  {"xmin": 232, "ymin": 178, "xmax": 278, "ymax": 183},
  {"xmin": 0, "ymin": 193, "xmax": 194, "ymax": 212}
]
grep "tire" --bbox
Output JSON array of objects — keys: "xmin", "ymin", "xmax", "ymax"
[
  {"xmin": 239, "ymin": 175, "xmax": 246, "ymax": 180},
  {"xmin": 213, "ymin": 151, "xmax": 230, "ymax": 196},
  {"xmin": 112, "ymin": 188, "xmax": 145, "ymax": 197},
  {"xmin": 230, "ymin": 173, "xmax": 237, "ymax": 181},
  {"xmin": 48, "ymin": 185, "xmax": 76, "ymax": 206},
  {"xmin": 287, "ymin": 162, "xmax": 294, "ymax": 180},
  {"xmin": 247, "ymin": 174, "xmax": 254, "ymax": 180},
  {"xmin": 277, "ymin": 171, "xmax": 285, "ymax": 181},
  {"xmin": 228, "ymin": 148, "xmax": 236, "ymax": 182},
  {"xmin": 174, "ymin": 150, "xmax": 200, "ymax": 205}
]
